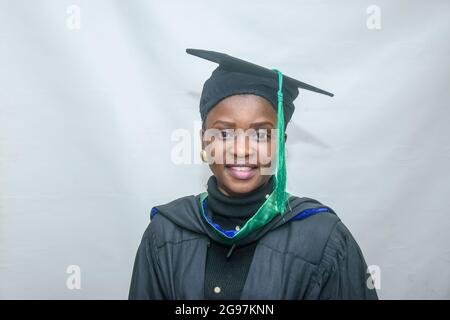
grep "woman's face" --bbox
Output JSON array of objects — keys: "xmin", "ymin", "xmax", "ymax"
[{"xmin": 201, "ymin": 94, "xmax": 286, "ymax": 196}]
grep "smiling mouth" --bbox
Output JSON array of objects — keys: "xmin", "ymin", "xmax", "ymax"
[{"xmin": 225, "ymin": 164, "xmax": 258, "ymax": 180}]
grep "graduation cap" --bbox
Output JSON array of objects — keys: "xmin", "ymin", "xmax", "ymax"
[
  {"xmin": 186, "ymin": 48, "xmax": 333, "ymax": 124},
  {"xmin": 187, "ymin": 48, "xmax": 334, "ymax": 216}
]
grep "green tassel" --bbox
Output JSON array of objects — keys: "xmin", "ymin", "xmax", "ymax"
[
  {"xmin": 272, "ymin": 69, "xmax": 287, "ymax": 215},
  {"xmin": 198, "ymin": 69, "xmax": 290, "ymax": 245}
]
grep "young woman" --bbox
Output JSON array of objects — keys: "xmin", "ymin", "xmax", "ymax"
[{"xmin": 128, "ymin": 49, "xmax": 378, "ymax": 300}]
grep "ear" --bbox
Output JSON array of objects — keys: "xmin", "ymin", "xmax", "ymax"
[{"xmin": 200, "ymin": 128, "xmax": 205, "ymax": 149}]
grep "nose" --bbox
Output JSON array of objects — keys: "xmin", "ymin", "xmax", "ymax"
[
  {"xmin": 234, "ymin": 133, "xmax": 249, "ymax": 157},
  {"xmin": 226, "ymin": 130, "xmax": 256, "ymax": 163}
]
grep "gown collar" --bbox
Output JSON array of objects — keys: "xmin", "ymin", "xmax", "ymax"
[{"xmin": 206, "ymin": 175, "xmax": 275, "ymax": 219}]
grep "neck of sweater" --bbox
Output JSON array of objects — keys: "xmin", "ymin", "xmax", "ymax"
[{"xmin": 206, "ymin": 175, "xmax": 275, "ymax": 220}]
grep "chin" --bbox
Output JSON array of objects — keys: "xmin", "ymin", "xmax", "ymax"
[
  {"xmin": 226, "ymin": 183, "xmax": 259, "ymax": 195},
  {"xmin": 222, "ymin": 172, "xmax": 263, "ymax": 196}
]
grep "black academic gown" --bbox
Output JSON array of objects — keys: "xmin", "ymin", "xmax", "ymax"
[{"xmin": 128, "ymin": 194, "xmax": 378, "ymax": 300}]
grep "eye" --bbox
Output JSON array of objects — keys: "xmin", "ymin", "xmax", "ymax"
[
  {"xmin": 251, "ymin": 129, "xmax": 271, "ymax": 141},
  {"xmin": 219, "ymin": 129, "xmax": 234, "ymax": 140}
]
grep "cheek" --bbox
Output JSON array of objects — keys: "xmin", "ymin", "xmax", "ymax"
[
  {"xmin": 257, "ymin": 142, "xmax": 274, "ymax": 165},
  {"xmin": 204, "ymin": 140, "xmax": 227, "ymax": 165}
]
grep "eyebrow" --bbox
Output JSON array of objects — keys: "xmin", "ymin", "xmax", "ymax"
[
  {"xmin": 211, "ymin": 120, "xmax": 275, "ymax": 128},
  {"xmin": 250, "ymin": 121, "xmax": 275, "ymax": 128},
  {"xmin": 211, "ymin": 120, "xmax": 236, "ymax": 127}
]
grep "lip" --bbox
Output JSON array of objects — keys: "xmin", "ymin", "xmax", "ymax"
[{"xmin": 225, "ymin": 164, "xmax": 258, "ymax": 180}]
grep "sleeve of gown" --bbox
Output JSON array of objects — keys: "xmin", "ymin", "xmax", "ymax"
[
  {"xmin": 128, "ymin": 226, "xmax": 166, "ymax": 300},
  {"xmin": 316, "ymin": 221, "xmax": 379, "ymax": 300}
]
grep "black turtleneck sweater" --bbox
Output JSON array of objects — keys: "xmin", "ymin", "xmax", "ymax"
[{"xmin": 204, "ymin": 175, "xmax": 274, "ymax": 300}]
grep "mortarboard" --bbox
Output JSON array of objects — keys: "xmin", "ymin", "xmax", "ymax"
[
  {"xmin": 187, "ymin": 48, "xmax": 334, "ymax": 230},
  {"xmin": 186, "ymin": 48, "xmax": 333, "ymax": 125}
]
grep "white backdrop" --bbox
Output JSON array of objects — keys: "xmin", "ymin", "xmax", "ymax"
[{"xmin": 1, "ymin": 0, "xmax": 449, "ymax": 299}]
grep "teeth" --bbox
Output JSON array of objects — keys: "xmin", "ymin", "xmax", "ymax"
[{"xmin": 230, "ymin": 166, "xmax": 253, "ymax": 171}]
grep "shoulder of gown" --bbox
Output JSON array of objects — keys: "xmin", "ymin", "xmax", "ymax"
[{"xmin": 309, "ymin": 220, "xmax": 379, "ymax": 299}]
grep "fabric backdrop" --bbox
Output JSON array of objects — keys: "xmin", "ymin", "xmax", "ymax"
[{"xmin": 0, "ymin": 0, "xmax": 449, "ymax": 299}]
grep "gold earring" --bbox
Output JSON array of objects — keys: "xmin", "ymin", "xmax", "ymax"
[{"xmin": 200, "ymin": 149, "xmax": 208, "ymax": 163}]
